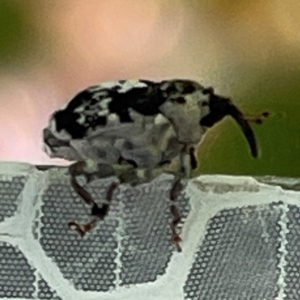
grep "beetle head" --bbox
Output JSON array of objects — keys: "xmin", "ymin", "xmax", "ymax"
[
  {"xmin": 43, "ymin": 113, "xmax": 83, "ymax": 161},
  {"xmin": 200, "ymin": 87, "xmax": 258, "ymax": 157}
]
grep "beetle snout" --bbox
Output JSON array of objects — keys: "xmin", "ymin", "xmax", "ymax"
[
  {"xmin": 43, "ymin": 128, "xmax": 69, "ymax": 157},
  {"xmin": 43, "ymin": 128, "xmax": 58, "ymax": 147},
  {"xmin": 43, "ymin": 128, "xmax": 57, "ymax": 157}
]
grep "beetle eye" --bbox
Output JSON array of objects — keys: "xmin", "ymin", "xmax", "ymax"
[
  {"xmin": 203, "ymin": 87, "xmax": 214, "ymax": 95},
  {"xmin": 182, "ymin": 85, "xmax": 196, "ymax": 94},
  {"xmin": 175, "ymin": 97, "xmax": 186, "ymax": 104}
]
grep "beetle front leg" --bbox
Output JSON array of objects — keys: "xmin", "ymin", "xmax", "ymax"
[
  {"xmin": 68, "ymin": 182, "xmax": 119, "ymax": 236},
  {"xmin": 67, "ymin": 160, "xmax": 129, "ymax": 236}
]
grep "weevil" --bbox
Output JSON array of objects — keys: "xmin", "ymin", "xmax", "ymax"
[{"xmin": 43, "ymin": 79, "xmax": 268, "ymax": 252}]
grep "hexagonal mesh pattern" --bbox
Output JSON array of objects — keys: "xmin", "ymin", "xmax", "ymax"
[
  {"xmin": 2, "ymin": 164, "xmax": 300, "ymax": 300},
  {"xmin": 38, "ymin": 276, "xmax": 61, "ymax": 300},
  {"xmin": 120, "ymin": 185, "xmax": 174, "ymax": 285},
  {"xmin": 184, "ymin": 203, "xmax": 282, "ymax": 300},
  {"xmin": 284, "ymin": 205, "xmax": 300, "ymax": 300},
  {"xmin": 38, "ymin": 174, "xmax": 190, "ymax": 289},
  {"xmin": 40, "ymin": 182, "xmax": 118, "ymax": 292},
  {"xmin": 0, "ymin": 176, "xmax": 25, "ymax": 222},
  {"xmin": 0, "ymin": 241, "xmax": 35, "ymax": 298}
]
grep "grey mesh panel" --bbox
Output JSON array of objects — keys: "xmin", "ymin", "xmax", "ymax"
[
  {"xmin": 38, "ymin": 276, "xmax": 62, "ymax": 300},
  {"xmin": 40, "ymin": 181, "xmax": 119, "ymax": 292},
  {"xmin": 184, "ymin": 204, "xmax": 281, "ymax": 300},
  {"xmin": 0, "ymin": 176, "xmax": 25, "ymax": 222},
  {"xmin": 284, "ymin": 205, "xmax": 300, "ymax": 300},
  {"xmin": 0, "ymin": 163, "xmax": 300, "ymax": 300},
  {"xmin": 118, "ymin": 179, "xmax": 190, "ymax": 286},
  {"xmin": 0, "ymin": 241, "xmax": 35, "ymax": 298}
]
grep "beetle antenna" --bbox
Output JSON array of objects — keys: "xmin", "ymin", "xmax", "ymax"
[
  {"xmin": 227, "ymin": 104, "xmax": 259, "ymax": 157},
  {"xmin": 244, "ymin": 111, "xmax": 270, "ymax": 124}
]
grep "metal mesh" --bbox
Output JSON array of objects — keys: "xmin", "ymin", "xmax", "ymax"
[
  {"xmin": 40, "ymin": 181, "xmax": 119, "ymax": 292},
  {"xmin": 184, "ymin": 204, "xmax": 281, "ymax": 300},
  {"xmin": 120, "ymin": 185, "xmax": 174, "ymax": 285},
  {"xmin": 284, "ymin": 205, "xmax": 300, "ymax": 300},
  {"xmin": 0, "ymin": 176, "xmax": 25, "ymax": 222},
  {"xmin": 38, "ymin": 276, "xmax": 62, "ymax": 300},
  {"xmin": 0, "ymin": 163, "xmax": 299, "ymax": 300},
  {"xmin": 0, "ymin": 241, "xmax": 35, "ymax": 298}
]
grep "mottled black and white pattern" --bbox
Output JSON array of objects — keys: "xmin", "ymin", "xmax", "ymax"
[
  {"xmin": 42, "ymin": 79, "xmax": 260, "ymax": 252},
  {"xmin": 43, "ymin": 79, "xmax": 258, "ymax": 173}
]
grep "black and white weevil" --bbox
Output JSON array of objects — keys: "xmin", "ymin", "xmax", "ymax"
[{"xmin": 43, "ymin": 79, "xmax": 269, "ymax": 252}]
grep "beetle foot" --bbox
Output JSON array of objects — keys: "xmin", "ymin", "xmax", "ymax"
[
  {"xmin": 168, "ymin": 178, "xmax": 185, "ymax": 252},
  {"xmin": 171, "ymin": 233, "xmax": 182, "ymax": 252},
  {"xmin": 68, "ymin": 218, "xmax": 99, "ymax": 236}
]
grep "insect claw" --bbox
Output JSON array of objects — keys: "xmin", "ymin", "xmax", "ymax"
[
  {"xmin": 68, "ymin": 217, "xmax": 100, "ymax": 236},
  {"xmin": 171, "ymin": 235, "xmax": 182, "ymax": 252},
  {"xmin": 68, "ymin": 221, "xmax": 86, "ymax": 237}
]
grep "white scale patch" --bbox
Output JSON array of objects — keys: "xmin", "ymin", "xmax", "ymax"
[
  {"xmin": 98, "ymin": 109, "xmax": 109, "ymax": 116},
  {"xmin": 76, "ymin": 115, "xmax": 86, "ymax": 125},
  {"xmin": 88, "ymin": 82, "xmax": 119, "ymax": 91},
  {"xmin": 74, "ymin": 106, "xmax": 87, "ymax": 113},
  {"xmin": 91, "ymin": 91, "xmax": 110, "ymax": 99},
  {"xmin": 99, "ymin": 98, "xmax": 112, "ymax": 110},
  {"xmin": 118, "ymin": 80, "xmax": 148, "ymax": 93}
]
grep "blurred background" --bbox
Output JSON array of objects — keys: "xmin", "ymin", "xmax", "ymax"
[{"xmin": 0, "ymin": 0, "xmax": 299, "ymax": 176}]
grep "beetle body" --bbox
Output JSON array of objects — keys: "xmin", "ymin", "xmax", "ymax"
[{"xmin": 43, "ymin": 79, "xmax": 261, "ymax": 251}]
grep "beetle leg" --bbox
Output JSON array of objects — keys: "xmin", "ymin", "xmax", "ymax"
[
  {"xmin": 169, "ymin": 178, "xmax": 185, "ymax": 252},
  {"xmin": 68, "ymin": 182, "xmax": 119, "ymax": 236},
  {"xmin": 70, "ymin": 174, "xmax": 94, "ymax": 205},
  {"xmin": 68, "ymin": 160, "xmax": 131, "ymax": 205},
  {"xmin": 68, "ymin": 217, "xmax": 99, "ymax": 237},
  {"xmin": 167, "ymin": 144, "xmax": 195, "ymax": 251},
  {"xmin": 67, "ymin": 160, "xmax": 127, "ymax": 236}
]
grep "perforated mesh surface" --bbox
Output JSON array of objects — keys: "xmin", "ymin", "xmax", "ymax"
[
  {"xmin": 283, "ymin": 205, "xmax": 300, "ymax": 300},
  {"xmin": 0, "ymin": 241, "xmax": 35, "ymax": 298},
  {"xmin": 0, "ymin": 176, "xmax": 25, "ymax": 222},
  {"xmin": 184, "ymin": 204, "xmax": 281, "ymax": 300},
  {"xmin": 40, "ymin": 182, "xmax": 118, "ymax": 292},
  {"xmin": 38, "ymin": 276, "xmax": 61, "ymax": 300},
  {"xmin": 0, "ymin": 163, "xmax": 300, "ymax": 300}
]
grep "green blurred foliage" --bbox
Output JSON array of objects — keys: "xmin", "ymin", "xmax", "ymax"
[{"xmin": 0, "ymin": 0, "xmax": 35, "ymax": 67}]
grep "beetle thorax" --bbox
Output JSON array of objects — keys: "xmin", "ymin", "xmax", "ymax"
[{"xmin": 158, "ymin": 97, "xmax": 205, "ymax": 144}]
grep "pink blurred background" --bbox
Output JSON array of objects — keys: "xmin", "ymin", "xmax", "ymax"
[{"xmin": 1, "ymin": 0, "xmax": 300, "ymax": 167}]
